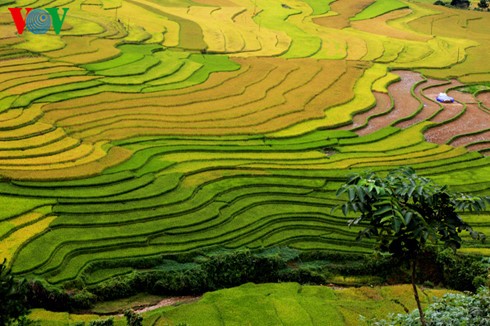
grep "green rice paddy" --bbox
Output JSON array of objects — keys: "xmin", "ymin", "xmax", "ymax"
[{"xmin": 0, "ymin": 0, "xmax": 489, "ymax": 320}]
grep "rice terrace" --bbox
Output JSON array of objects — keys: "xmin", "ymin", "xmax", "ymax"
[{"xmin": 0, "ymin": 0, "xmax": 490, "ymax": 324}]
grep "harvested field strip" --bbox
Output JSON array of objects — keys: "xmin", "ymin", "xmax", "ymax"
[
  {"xmin": 351, "ymin": 9, "xmax": 428, "ymax": 43},
  {"xmin": 313, "ymin": 0, "xmax": 375, "ymax": 29},
  {"xmin": 425, "ymin": 104, "xmax": 490, "ymax": 145},
  {"xmin": 395, "ymin": 78, "xmax": 448, "ymax": 128},
  {"xmin": 351, "ymin": 0, "xmax": 407, "ymax": 21},
  {"xmin": 348, "ymin": 92, "xmax": 393, "ymax": 134},
  {"xmin": 449, "ymin": 130, "xmax": 490, "ymax": 148}
]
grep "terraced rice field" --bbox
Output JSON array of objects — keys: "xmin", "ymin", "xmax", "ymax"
[
  {"xmin": 0, "ymin": 0, "xmax": 489, "ymax": 289},
  {"xmin": 27, "ymin": 283, "xmax": 458, "ymax": 325}
]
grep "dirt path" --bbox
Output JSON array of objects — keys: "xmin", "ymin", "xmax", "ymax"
[{"xmin": 133, "ymin": 296, "xmax": 201, "ymax": 314}]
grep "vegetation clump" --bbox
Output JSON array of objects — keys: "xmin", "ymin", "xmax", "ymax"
[
  {"xmin": 336, "ymin": 167, "xmax": 489, "ymax": 325},
  {"xmin": 0, "ymin": 259, "xmax": 29, "ymax": 326},
  {"xmin": 365, "ymin": 286, "xmax": 490, "ymax": 325}
]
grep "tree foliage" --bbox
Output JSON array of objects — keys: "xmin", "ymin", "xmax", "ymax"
[
  {"xmin": 0, "ymin": 259, "xmax": 29, "ymax": 326},
  {"xmin": 478, "ymin": 0, "xmax": 489, "ymax": 9},
  {"xmin": 364, "ymin": 286, "xmax": 490, "ymax": 326},
  {"xmin": 335, "ymin": 167, "xmax": 488, "ymax": 325},
  {"xmin": 335, "ymin": 167, "xmax": 487, "ymax": 260},
  {"xmin": 124, "ymin": 309, "xmax": 142, "ymax": 326}
]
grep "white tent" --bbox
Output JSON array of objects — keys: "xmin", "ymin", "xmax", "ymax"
[{"xmin": 436, "ymin": 92, "xmax": 454, "ymax": 103}]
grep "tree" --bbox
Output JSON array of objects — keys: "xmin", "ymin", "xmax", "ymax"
[
  {"xmin": 124, "ymin": 309, "xmax": 142, "ymax": 326},
  {"xmin": 88, "ymin": 317, "xmax": 113, "ymax": 326},
  {"xmin": 335, "ymin": 167, "xmax": 488, "ymax": 326},
  {"xmin": 0, "ymin": 259, "xmax": 29, "ymax": 326},
  {"xmin": 451, "ymin": 0, "xmax": 470, "ymax": 8},
  {"xmin": 478, "ymin": 0, "xmax": 489, "ymax": 9}
]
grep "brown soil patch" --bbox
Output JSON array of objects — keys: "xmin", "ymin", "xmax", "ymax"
[
  {"xmin": 313, "ymin": 0, "xmax": 375, "ymax": 29},
  {"xmin": 477, "ymin": 91, "xmax": 490, "ymax": 110},
  {"xmin": 428, "ymin": 102, "xmax": 464, "ymax": 124},
  {"xmin": 467, "ymin": 142, "xmax": 490, "ymax": 153},
  {"xmin": 451, "ymin": 130, "xmax": 490, "ymax": 148},
  {"xmin": 395, "ymin": 78, "xmax": 446, "ymax": 129},
  {"xmin": 355, "ymin": 70, "xmax": 422, "ymax": 133},
  {"xmin": 339, "ymin": 92, "xmax": 391, "ymax": 135},
  {"xmin": 133, "ymin": 295, "xmax": 201, "ymax": 314},
  {"xmin": 341, "ymin": 69, "xmax": 490, "ymax": 154},
  {"xmin": 425, "ymin": 104, "xmax": 490, "ymax": 144},
  {"xmin": 447, "ymin": 89, "xmax": 477, "ymax": 105},
  {"xmin": 351, "ymin": 9, "xmax": 430, "ymax": 42},
  {"xmin": 423, "ymin": 80, "xmax": 465, "ymax": 123}
]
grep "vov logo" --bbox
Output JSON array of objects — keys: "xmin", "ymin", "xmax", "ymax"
[{"xmin": 8, "ymin": 8, "xmax": 69, "ymax": 35}]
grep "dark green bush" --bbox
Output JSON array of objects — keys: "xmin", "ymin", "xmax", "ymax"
[
  {"xmin": 124, "ymin": 309, "xmax": 142, "ymax": 326},
  {"xmin": 21, "ymin": 246, "xmax": 490, "ymax": 312},
  {"xmin": 437, "ymin": 249, "xmax": 488, "ymax": 292},
  {"xmin": 88, "ymin": 317, "xmax": 113, "ymax": 326}
]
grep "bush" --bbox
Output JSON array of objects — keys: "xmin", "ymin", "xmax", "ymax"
[
  {"xmin": 434, "ymin": 0, "xmax": 446, "ymax": 5},
  {"xmin": 203, "ymin": 250, "xmax": 285, "ymax": 289},
  {"xmin": 436, "ymin": 249, "xmax": 488, "ymax": 292},
  {"xmin": 124, "ymin": 309, "xmax": 142, "ymax": 326},
  {"xmin": 20, "ymin": 246, "xmax": 490, "ymax": 312},
  {"xmin": 364, "ymin": 287, "xmax": 490, "ymax": 325},
  {"xmin": 0, "ymin": 259, "xmax": 29, "ymax": 326},
  {"xmin": 25, "ymin": 279, "xmax": 96, "ymax": 311},
  {"xmin": 88, "ymin": 317, "xmax": 113, "ymax": 326}
]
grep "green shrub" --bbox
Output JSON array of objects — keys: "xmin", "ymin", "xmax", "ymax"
[
  {"xmin": 88, "ymin": 317, "xmax": 113, "ymax": 326},
  {"xmin": 436, "ymin": 249, "xmax": 488, "ymax": 292},
  {"xmin": 364, "ymin": 287, "xmax": 490, "ymax": 325},
  {"xmin": 124, "ymin": 309, "xmax": 142, "ymax": 326}
]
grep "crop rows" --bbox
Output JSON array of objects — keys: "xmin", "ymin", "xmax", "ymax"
[{"xmin": 0, "ymin": 0, "xmax": 489, "ymax": 287}]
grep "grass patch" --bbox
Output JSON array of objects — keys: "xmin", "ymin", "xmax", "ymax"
[{"xmin": 351, "ymin": 0, "xmax": 408, "ymax": 21}]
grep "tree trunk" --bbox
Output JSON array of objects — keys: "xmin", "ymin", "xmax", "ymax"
[{"xmin": 411, "ymin": 259, "xmax": 427, "ymax": 326}]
